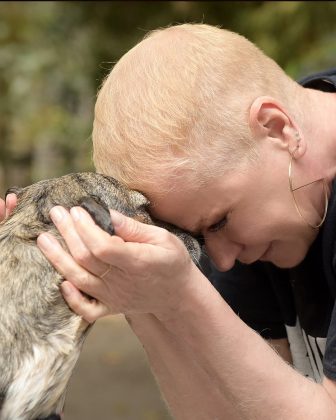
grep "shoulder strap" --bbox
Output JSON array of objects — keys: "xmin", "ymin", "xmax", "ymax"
[{"xmin": 298, "ymin": 68, "xmax": 336, "ymax": 91}]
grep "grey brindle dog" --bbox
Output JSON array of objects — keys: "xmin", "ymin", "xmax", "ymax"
[{"xmin": 0, "ymin": 172, "xmax": 201, "ymax": 420}]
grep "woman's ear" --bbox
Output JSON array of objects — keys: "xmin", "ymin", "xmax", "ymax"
[
  {"xmin": 249, "ymin": 96, "xmax": 306, "ymax": 158},
  {"xmin": 249, "ymin": 96, "xmax": 297, "ymax": 151}
]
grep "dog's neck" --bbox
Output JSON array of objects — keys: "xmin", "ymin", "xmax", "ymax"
[
  {"xmin": 1, "ymin": 343, "xmax": 71, "ymax": 419},
  {"xmin": 0, "ymin": 317, "xmax": 88, "ymax": 420}
]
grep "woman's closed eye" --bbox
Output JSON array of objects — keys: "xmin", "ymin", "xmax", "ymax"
[{"xmin": 208, "ymin": 216, "xmax": 228, "ymax": 232}]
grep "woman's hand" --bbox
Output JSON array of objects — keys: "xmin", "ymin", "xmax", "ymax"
[
  {"xmin": 37, "ymin": 206, "xmax": 200, "ymax": 323},
  {"xmin": 0, "ymin": 193, "xmax": 18, "ymax": 221}
]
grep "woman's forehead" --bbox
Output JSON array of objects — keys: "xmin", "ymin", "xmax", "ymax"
[{"xmin": 147, "ymin": 174, "xmax": 241, "ymax": 231}]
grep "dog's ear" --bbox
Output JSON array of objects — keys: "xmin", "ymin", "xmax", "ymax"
[
  {"xmin": 5, "ymin": 186, "xmax": 24, "ymax": 199},
  {"xmin": 78, "ymin": 196, "xmax": 114, "ymax": 235},
  {"xmin": 129, "ymin": 190, "xmax": 149, "ymax": 209}
]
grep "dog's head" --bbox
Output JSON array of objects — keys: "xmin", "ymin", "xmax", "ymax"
[
  {"xmin": 6, "ymin": 173, "xmax": 201, "ymax": 263},
  {"xmin": 0, "ymin": 172, "xmax": 201, "ymax": 419}
]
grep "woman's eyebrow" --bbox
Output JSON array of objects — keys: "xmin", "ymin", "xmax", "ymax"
[{"xmin": 188, "ymin": 216, "xmax": 207, "ymax": 236}]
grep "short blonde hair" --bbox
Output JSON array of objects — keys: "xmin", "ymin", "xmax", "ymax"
[{"xmin": 93, "ymin": 23, "xmax": 299, "ymax": 193}]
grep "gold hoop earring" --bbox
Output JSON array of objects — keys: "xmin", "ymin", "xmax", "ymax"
[{"xmin": 288, "ymin": 152, "xmax": 329, "ymax": 229}]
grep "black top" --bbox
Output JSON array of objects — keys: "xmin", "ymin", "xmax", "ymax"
[{"xmin": 207, "ymin": 68, "xmax": 336, "ymax": 382}]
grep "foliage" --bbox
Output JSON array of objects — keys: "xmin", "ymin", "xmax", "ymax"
[{"xmin": 0, "ymin": 1, "xmax": 335, "ymax": 193}]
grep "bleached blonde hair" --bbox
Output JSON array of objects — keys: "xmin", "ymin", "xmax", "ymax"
[{"xmin": 92, "ymin": 23, "xmax": 300, "ymax": 193}]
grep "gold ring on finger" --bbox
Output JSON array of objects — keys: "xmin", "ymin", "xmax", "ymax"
[{"xmin": 100, "ymin": 265, "xmax": 112, "ymax": 279}]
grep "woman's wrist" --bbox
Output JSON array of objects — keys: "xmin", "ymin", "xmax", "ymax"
[{"xmin": 155, "ymin": 263, "xmax": 222, "ymax": 327}]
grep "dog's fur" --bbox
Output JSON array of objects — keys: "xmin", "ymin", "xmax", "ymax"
[{"xmin": 0, "ymin": 172, "xmax": 201, "ymax": 420}]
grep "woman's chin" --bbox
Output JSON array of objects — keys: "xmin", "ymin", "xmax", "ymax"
[
  {"xmin": 268, "ymin": 252, "xmax": 306, "ymax": 269},
  {"xmin": 261, "ymin": 243, "xmax": 308, "ymax": 269}
]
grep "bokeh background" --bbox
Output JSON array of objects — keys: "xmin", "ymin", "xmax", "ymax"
[{"xmin": 1, "ymin": 1, "xmax": 336, "ymax": 419}]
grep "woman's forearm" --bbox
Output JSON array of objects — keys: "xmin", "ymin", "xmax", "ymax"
[
  {"xmin": 40, "ymin": 204, "xmax": 336, "ymax": 419},
  {"xmin": 159, "ymin": 269, "xmax": 336, "ymax": 420},
  {"xmin": 127, "ymin": 313, "xmax": 243, "ymax": 420}
]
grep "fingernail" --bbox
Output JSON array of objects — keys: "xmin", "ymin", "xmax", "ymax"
[
  {"xmin": 5, "ymin": 193, "xmax": 13, "ymax": 207},
  {"xmin": 71, "ymin": 207, "xmax": 82, "ymax": 221},
  {"xmin": 38, "ymin": 233, "xmax": 56, "ymax": 250},
  {"xmin": 50, "ymin": 207, "xmax": 65, "ymax": 223},
  {"xmin": 109, "ymin": 210, "xmax": 123, "ymax": 227},
  {"xmin": 61, "ymin": 282, "xmax": 73, "ymax": 296}
]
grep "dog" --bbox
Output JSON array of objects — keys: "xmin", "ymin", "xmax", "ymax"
[{"xmin": 0, "ymin": 172, "xmax": 201, "ymax": 420}]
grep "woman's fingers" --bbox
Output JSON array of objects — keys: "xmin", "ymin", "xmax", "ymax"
[
  {"xmin": 37, "ymin": 232, "xmax": 103, "ymax": 298},
  {"xmin": 5, "ymin": 193, "xmax": 17, "ymax": 217},
  {"xmin": 0, "ymin": 199, "xmax": 5, "ymax": 221},
  {"xmin": 69, "ymin": 207, "xmax": 172, "ymax": 270},
  {"xmin": 49, "ymin": 206, "xmax": 110, "ymax": 276},
  {"xmin": 109, "ymin": 209, "xmax": 172, "ymax": 245},
  {"xmin": 61, "ymin": 281, "xmax": 110, "ymax": 323},
  {"xmin": 0, "ymin": 194, "xmax": 18, "ymax": 221},
  {"xmin": 41, "ymin": 205, "xmax": 191, "ymax": 318},
  {"xmin": 69, "ymin": 207, "xmax": 135, "ymax": 267}
]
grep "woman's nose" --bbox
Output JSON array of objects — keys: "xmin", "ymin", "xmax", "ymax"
[{"xmin": 205, "ymin": 234, "xmax": 242, "ymax": 272}]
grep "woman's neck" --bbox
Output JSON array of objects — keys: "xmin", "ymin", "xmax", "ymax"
[{"xmin": 303, "ymin": 88, "xmax": 336, "ymax": 184}]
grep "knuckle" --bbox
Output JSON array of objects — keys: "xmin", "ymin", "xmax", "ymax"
[
  {"xmin": 123, "ymin": 247, "xmax": 144, "ymax": 270},
  {"xmin": 84, "ymin": 311, "xmax": 97, "ymax": 324},
  {"xmin": 160, "ymin": 229, "xmax": 172, "ymax": 242},
  {"xmin": 65, "ymin": 294, "xmax": 83, "ymax": 316},
  {"xmin": 136, "ymin": 249, "xmax": 148, "ymax": 265},
  {"xmin": 91, "ymin": 242, "xmax": 109, "ymax": 260},
  {"xmin": 76, "ymin": 271, "xmax": 91, "ymax": 289},
  {"xmin": 73, "ymin": 247, "xmax": 92, "ymax": 265},
  {"xmin": 132, "ymin": 253, "xmax": 150, "ymax": 273},
  {"xmin": 127, "ymin": 218, "xmax": 142, "ymax": 237}
]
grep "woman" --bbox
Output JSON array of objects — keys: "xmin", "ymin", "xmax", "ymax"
[{"xmin": 4, "ymin": 24, "xmax": 336, "ymax": 419}]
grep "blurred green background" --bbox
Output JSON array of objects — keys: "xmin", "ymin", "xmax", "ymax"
[
  {"xmin": 1, "ymin": 1, "xmax": 336, "ymax": 195},
  {"xmin": 1, "ymin": 1, "xmax": 336, "ymax": 419}
]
